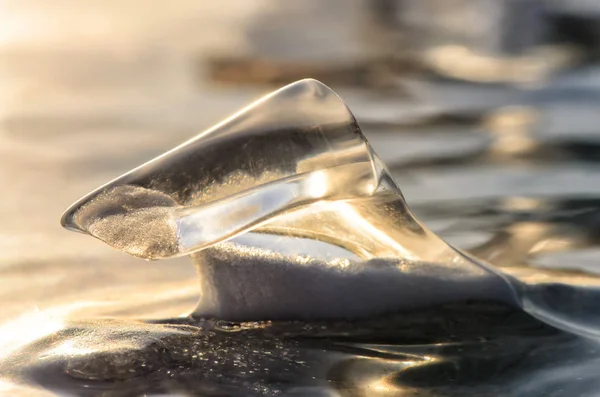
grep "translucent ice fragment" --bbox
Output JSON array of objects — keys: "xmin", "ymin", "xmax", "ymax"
[
  {"xmin": 62, "ymin": 79, "xmax": 379, "ymax": 259},
  {"xmin": 61, "ymin": 79, "xmax": 600, "ymax": 338}
]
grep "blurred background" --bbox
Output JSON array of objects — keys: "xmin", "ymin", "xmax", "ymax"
[{"xmin": 3, "ymin": 0, "xmax": 600, "ymax": 351}]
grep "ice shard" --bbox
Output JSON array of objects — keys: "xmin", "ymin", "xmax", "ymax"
[{"xmin": 60, "ymin": 79, "xmax": 520, "ymax": 321}]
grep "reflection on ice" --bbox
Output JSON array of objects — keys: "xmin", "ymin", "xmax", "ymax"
[{"xmin": 2, "ymin": 301, "xmax": 594, "ymax": 396}]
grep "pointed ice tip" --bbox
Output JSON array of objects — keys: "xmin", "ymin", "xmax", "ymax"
[
  {"xmin": 60, "ymin": 184, "xmax": 109, "ymax": 233},
  {"xmin": 60, "ymin": 204, "xmax": 84, "ymax": 232}
]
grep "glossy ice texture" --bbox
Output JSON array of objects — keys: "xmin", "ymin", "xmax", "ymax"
[
  {"xmin": 62, "ymin": 79, "xmax": 600, "ymax": 337},
  {"xmin": 61, "ymin": 79, "xmax": 517, "ymax": 320},
  {"xmin": 62, "ymin": 80, "xmax": 379, "ymax": 258}
]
